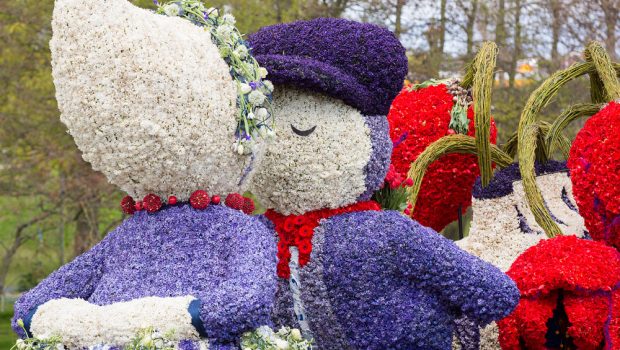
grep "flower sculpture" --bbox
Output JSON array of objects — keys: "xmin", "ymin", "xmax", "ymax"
[
  {"xmin": 248, "ymin": 19, "xmax": 519, "ymax": 349},
  {"xmin": 498, "ymin": 235, "xmax": 620, "ymax": 350},
  {"xmin": 387, "ymin": 81, "xmax": 498, "ymax": 231},
  {"xmin": 13, "ymin": 0, "xmax": 277, "ymax": 348},
  {"xmin": 568, "ymin": 100, "xmax": 620, "ymax": 249}
]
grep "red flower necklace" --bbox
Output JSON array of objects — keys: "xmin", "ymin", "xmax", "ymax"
[
  {"xmin": 120, "ymin": 191, "xmax": 254, "ymax": 215},
  {"xmin": 265, "ymin": 201, "xmax": 381, "ymax": 279}
]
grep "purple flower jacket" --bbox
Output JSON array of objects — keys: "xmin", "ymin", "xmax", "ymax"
[{"xmin": 267, "ymin": 210, "xmax": 520, "ymax": 349}]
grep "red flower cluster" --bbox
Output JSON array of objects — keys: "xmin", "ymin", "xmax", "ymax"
[
  {"xmin": 568, "ymin": 101, "xmax": 620, "ymax": 249},
  {"xmin": 387, "ymin": 84, "xmax": 497, "ymax": 231},
  {"xmin": 265, "ymin": 201, "xmax": 381, "ymax": 279},
  {"xmin": 498, "ymin": 236, "xmax": 620, "ymax": 349}
]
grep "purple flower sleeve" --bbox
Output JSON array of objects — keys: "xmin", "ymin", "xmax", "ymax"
[
  {"xmin": 197, "ymin": 224, "xmax": 278, "ymax": 342},
  {"xmin": 12, "ymin": 238, "xmax": 108, "ymax": 337},
  {"xmin": 323, "ymin": 211, "xmax": 519, "ymax": 326},
  {"xmin": 384, "ymin": 212, "xmax": 520, "ymax": 324}
]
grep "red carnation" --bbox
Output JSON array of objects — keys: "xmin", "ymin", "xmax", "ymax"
[
  {"xmin": 387, "ymin": 84, "xmax": 497, "ymax": 231},
  {"xmin": 190, "ymin": 190, "xmax": 210, "ymax": 210},
  {"xmin": 568, "ymin": 101, "xmax": 620, "ymax": 248},
  {"xmin": 120, "ymin": 196, "xmax": 136, "ymax": 215},
  {"xmin": 142, "ymin": 194, "xmax": 162, "ymax": 213},
  {"xmin": 297, "ymin": 238, "xmax": 313, "ymax": 255},
  {"xmin": 225, "ymin": 193, "xmax": 245, "ymax": 211},
  {"xmin": 498, "ymin": 236, "xmax": 620, "ymax": 349},
  {"xmin": 242, "ymin": 197, "xmax": 255, "ymax": 215},
  {"xmin": 298, "ymin": 225, "xmax": 314, "ymax": 238}
]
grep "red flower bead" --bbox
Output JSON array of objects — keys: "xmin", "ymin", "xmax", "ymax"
[
  {"xmin": 168, "ymin": 196, "xmax": 178, "ymax": 205},
  {"xmin": 143, "ymin": 194, "xmax": 162, "ymax": 213},
  {"xmin": 135, "ymin": 201, "xmax": 143, "ymax": 211},
  {"xmin": 211, "ymin": 195, "xmax": 221, "ymax": 205},
  {"xmin": 225, "ymin": 193, "xmax": 245, "ymax": 211},
  {"xmin": 242, "ymin": 197, "xmax": 255, "ymax": 215},
  {"xmin": 120, "ymin": 196, "xmax": 136, "ymax": 215},
  {"xmin": 387, "ymin": 84, "xmax": 498, "ymax": 231},
  {"xmin": 189, "ymin": 190, "xmax": 210, "ymax": 210}
]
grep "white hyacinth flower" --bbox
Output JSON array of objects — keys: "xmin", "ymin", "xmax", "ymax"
[
  {"xmin": 239, "ymin": 83, "xmax": 252, "ymax": 94},
  {"xmin": 222, "ymin": 14, "xmax": 236, "ymax": 25},
  {"xmin": 163, "ymin": 3, "xmax": 181, "ymax": 16},
  {"xmin": 263, "ymin": 80, "xmax": 274, "ymax": 92},
  {"xmin": 216, "ymin": 25, "xmax": 234, "ymax": 40},
  {"xmin": 15, "ymin": 339, "xmax": 26, "ymax": 350},
  {"xmin": 139, "ymin": 335, "xmax": 154, "ymax": 347},
  {"xmin": 259, "ymin": 67, "xmax": 269, "ymax": 78},
  {"xmin": 248, "ymin": 90, "xmax": 266, "ymax": 105},
  {"xmin": 234, "ymin": 45, "xmax": 248, "ymax": 59},
  {"xmin": 290, "ymin": 328, "xmax": 303, "ymax": 341},
  {"xmin": 55, "ymin": 345, "xmax": 65, "ymax": 350},
  {"xmin": 275, "ymin": 339, "xmax": 290, "ymax": 350},
  {"xmin": 255, "ymin": 108, "xmax": 268, "ymax": 119},
  {"xmin": 237, "ymin": 144, "xmax": 245, "ymax": 155},
  {"xmin": 247, "ymin": 112, "xmax": 255, "ymax": 120}
]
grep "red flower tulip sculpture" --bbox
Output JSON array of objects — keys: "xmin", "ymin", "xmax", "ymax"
[
  {"xmin": 568, "ymin": 101, "xmax": 620, "ymax": 249},
  {"xmin": 498, "ymin": 235, "xmax": 620, "ymax": 350},
  {"xmin": 387, "ymin": 81, "xmax": 498, "ymax": 231}
]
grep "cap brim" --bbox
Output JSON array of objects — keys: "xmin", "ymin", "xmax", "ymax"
[{"xmin": 255, "ymin": 54, "xmax": 384, "ymax": 116}]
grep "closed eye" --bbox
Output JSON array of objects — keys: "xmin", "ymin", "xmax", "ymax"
[{"xmin": 291, "ymin": 124, "xmax": 317, "ymax": 137}]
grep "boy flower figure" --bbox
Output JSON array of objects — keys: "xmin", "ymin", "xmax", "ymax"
[{"xmin": 248, "ymin": 18, "xmax": 520, "ymax": 349}]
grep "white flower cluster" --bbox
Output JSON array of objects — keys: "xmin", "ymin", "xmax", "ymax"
[
  {"xmin": 454, "ymin": 172, "xmax": 586, "ymax": 350},
  {"xmin": 240, "ymin": 326, "xmax": 311, "ymax": 350},
  {"xmin": 50, "ymin": 0, "xmax": 261, "ymax": 201},
  {"xmin": 249, "ymin": 88, "xmax": 372, "ymax": 215},
  {"xmin": 30, "ymin": 296, "xmax": 200, "ymax": 349}
]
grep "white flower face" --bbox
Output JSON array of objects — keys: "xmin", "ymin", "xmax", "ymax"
[
  {"xmin": 51, "ymin": 0, "xmax": 259, "ymax": 201},
  {"xmin": 458, "ymin": 172, "xmax": 587, "ymax": 272},
  {"xmin": 250, "ymin": 88, "xmax": 372, "ymax": 215}
]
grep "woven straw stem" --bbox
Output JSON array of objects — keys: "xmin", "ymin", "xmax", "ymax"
[
  {"xmin": 585, "ymin": 41, "xmax": 620, "ymax": 101},
  {"xmin": 516, "ymin": 47, "xmax": 620, "ymax": 237},
  {"xmin": 406, "ymin": 134, "xmax": 513, "ymax": 212},
  {"xmin": 520, "ymin": 123, "xmax": 562, "ymax": 237},
  {"xmin": 472, "ymin": 42, "xmax": 497, "ymax": 187},
  {"xmin": 504, "ymin": 121, "xmax": 569, "ymax": 160},
  {"xmin": 545, "ymin": 103, "xmax": 603, "ymax": 156}
]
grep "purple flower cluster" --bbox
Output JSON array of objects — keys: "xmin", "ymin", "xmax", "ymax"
[
  {"xmin": 13, "ymin": 205, "xmax": 278, "ymax": 347},
  {"xmin": 248, "ymin": 18, "xmax": 408, "ymax": 116},
  {"xmin": 358, "ymin": 116, "xmax": 393, "ymax": 201},
  {"xmin": 272, "ymin": 210, "xmax": 519, "ymax": 349},
  {"xmin": 472, "ymin": 160, "xmax": 568, "ymax": 199}
]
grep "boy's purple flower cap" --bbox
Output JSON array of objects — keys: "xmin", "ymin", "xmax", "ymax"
[{"xmin": 248, "ymin": 18, "xmax": 408, "ymax": 116}]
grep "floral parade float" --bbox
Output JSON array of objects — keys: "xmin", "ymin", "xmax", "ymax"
[
  {"xmin": 11, "ymin": 0, "xmax": 285, "ymax": 348},
  {"xmin": 246, "ymin": 19, "xmax": 519, "ymax": 350}
]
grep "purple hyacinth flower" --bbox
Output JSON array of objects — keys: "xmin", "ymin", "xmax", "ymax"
[{"xmin": 249, "ymin": 82, "xmax": 259, "ymax": 90}]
